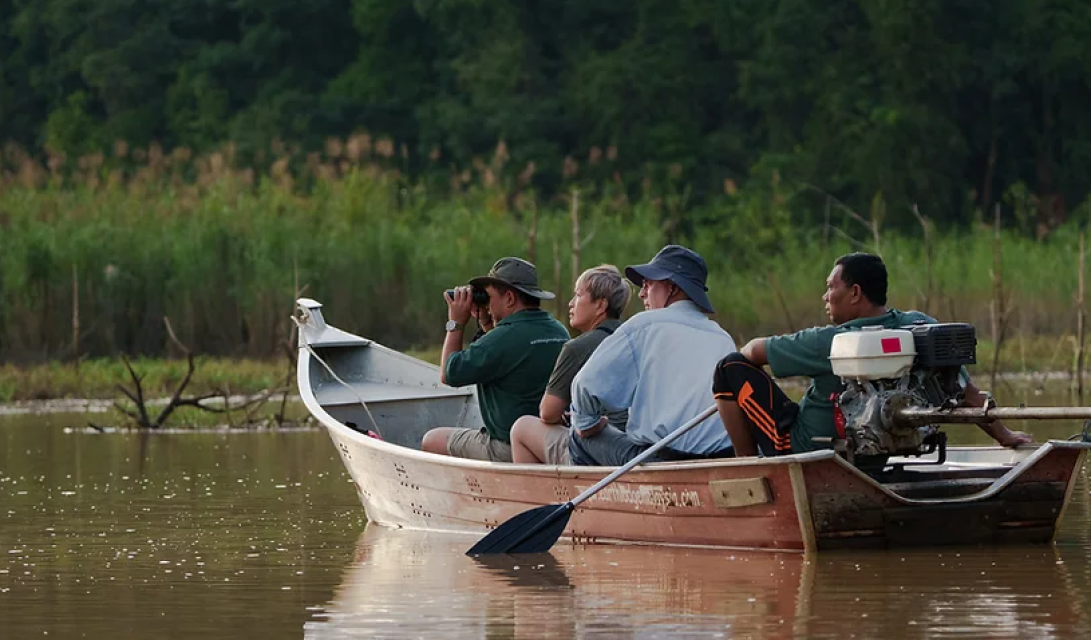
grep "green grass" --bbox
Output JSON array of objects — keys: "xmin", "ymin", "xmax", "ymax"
[
  {"xmin": 1, "ymin": 334, "xmax": 1087, "ymax": 405},
  {"xmin": 0, "ymin": 357, "xmax": 291, "ymax": 403}
]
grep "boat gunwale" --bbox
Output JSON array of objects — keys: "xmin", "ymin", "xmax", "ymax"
[{"xmin": 302, "ymin": 345, "xmax": 1091, "ymax": 504}]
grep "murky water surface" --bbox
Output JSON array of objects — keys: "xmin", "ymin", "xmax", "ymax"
[{"xmin": 3, "ymin": 384, "xmax": 1091, "ymax": 639}]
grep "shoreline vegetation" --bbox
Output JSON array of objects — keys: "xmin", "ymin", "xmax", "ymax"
[
  {"xmin": 2, "ymin": 141, "xmax": 1091, "ymax": 367},
  {"xmin": 2, "ymin": 334, "xmax": 1087, "ymax": 406},
  {"xmin": 4, "ymin": 142, "xmax": 1091, "ymax": 430}
]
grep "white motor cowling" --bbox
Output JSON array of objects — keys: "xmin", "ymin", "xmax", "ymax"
[{"xmin": 829, "ymin": 328, "xmax": 916, "ymax": 380}]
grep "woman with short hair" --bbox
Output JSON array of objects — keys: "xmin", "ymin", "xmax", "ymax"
[{"xmin": 509, "ymin": 265, "xmax": 632, "ymax": 464}]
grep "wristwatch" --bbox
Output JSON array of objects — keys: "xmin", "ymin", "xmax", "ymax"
[{"xmin": 445, "ymin": 320, "xmax": 464, "ymax": 332}]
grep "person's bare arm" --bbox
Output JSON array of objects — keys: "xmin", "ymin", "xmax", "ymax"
[
  {"xmin": 439, "ymin": 287, "xmax": 474, "ymax": 386},
  {"xmin": 539, "ymin": 393, "xmax": 568, "ymax": 425},
  {"xmin": 963, "ymin": 381, "xmax": 1033, "ymax": 447},
  {"xmin": 740, "ymin": 338, "xmax": 769, "ymax": 367},
  {"xmin": 439, "ymin": 332, "xmax": 463, "ymax": 387}
]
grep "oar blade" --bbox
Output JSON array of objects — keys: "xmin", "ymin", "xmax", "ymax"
[{"xmin": 466, "ymin": 503, "xmax": 573, "ymax": 556}]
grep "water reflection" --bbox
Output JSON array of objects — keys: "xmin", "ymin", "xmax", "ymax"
[{"xmin": 308, "ymin": 524, "xmax": 1091, "ymax": 640}]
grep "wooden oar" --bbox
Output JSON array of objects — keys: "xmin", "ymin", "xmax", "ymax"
[{"xmin": 466, "ymin": 404, "xmax": 719, "ymax": 555}]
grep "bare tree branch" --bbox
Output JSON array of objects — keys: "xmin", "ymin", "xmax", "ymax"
[
  {"xmin": 119, "ymin": 355, "xmax": 152, "ymax": 428},
  {"xmin": 115, "ymin": 383, "xmax": 140, "ymax": 406},
  {"xmin": 172, "ymin": 396, "xmax": 231, "ymax": 413},
  {"xmin": 803, "ymin": 184, "xmax": 881, "ymax": 250},
  {"xmin": 114, "ymin": 317, "xmax": 239, "ymax": 429},
  {"xmin": 152, "ymin": 351, "xmax": 198, "ymax": 428},
  {"xmin": 827, "ymin": 224, "xmax": 868, "ymax": 250},
  {"xmin": 163, "ymin": 316, "xmax": 190, "ymax": 356},
  {"xmin": 112, "ymin": 400, "xmax": 143, "ymax": 422}
]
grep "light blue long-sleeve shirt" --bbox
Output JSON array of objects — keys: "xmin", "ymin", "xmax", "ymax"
[{"xmin": 569, "ymin": 300, "xmax": 737, "ymax": 454}]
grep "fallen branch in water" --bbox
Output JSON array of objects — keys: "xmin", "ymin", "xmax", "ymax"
[{"xmin": 114, "ymin": 317, "xmax": 228, "ymax": 430}]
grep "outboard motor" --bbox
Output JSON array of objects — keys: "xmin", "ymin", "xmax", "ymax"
[{"xmin": 829, "ymin": 323, "xmax": 977, "ymax": 459}]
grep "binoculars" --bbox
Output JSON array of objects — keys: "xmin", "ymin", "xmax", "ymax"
[{"xmin": 446, "ymin": 287, "xmax": 490, "ymax": 306}]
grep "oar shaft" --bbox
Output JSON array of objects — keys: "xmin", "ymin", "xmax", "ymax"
[
  {"xmin": 570, "ymin": 404, "xmax": 718, "ymax": 509},
  {"xmin": 896, "ymin": 406, "xmax": 1091, "ymax": 426}
]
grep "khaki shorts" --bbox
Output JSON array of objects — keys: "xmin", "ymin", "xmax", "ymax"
[
  {"xmin": 447, "ymin": 428, "xmax": 513, "ymax": 463},
  {"xmin": 542, "ymin": 425, "xmax": 572, "ymax": 465}
]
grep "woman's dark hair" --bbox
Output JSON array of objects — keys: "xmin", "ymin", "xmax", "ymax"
[{"xmin": 835, "ymin": 253, "xmax": 887, "ymax": 306}]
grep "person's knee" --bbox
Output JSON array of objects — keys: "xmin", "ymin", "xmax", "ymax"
[
  {"xmin": 421, "ymin": 429, "xmax": 449, "ymax": 455},
  {"xmin": 718, "ymin": 351, "xmax": 753, "ymax": 368},
  {"xmin": 510, "ymin": 415, "xmax": 539, "ymax": 443},
  {"xmin": 713, "ymin": 351, "xmax": 752, "ymax": 394}
]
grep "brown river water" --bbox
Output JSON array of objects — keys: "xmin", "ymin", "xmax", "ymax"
[{"xmin": 2, "ymin": 385, "xmax": 1091, "ymax": 639}]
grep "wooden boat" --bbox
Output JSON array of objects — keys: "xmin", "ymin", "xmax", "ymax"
[{"xmin": 295, "ymin": 298, "xmax": 1091, "ymax": 552}]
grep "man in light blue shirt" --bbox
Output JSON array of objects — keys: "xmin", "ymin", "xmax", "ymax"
[{"xmin": 568, "ymin": 245, "xmax": 737, "ymax": 466}]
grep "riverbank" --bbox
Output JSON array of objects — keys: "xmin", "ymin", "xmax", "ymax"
[{"xmin": 1, "ymin": 334, "xmax": 1087, "ymax": 405}]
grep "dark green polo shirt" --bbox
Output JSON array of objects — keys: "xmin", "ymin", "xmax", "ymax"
[
  {"xmin": 445, "ymin": 309, "xmax": 569, "ymax": 442},
  {"xmin": 765, "ymin": 309, "xmax": 935, "ymax": 452}
]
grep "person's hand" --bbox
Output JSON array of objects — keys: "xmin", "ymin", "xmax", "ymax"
[
  {"xmin": 471, "ymin": 303, "xmax": 494, "ymax": 333},
  {"xmin": 445, "ymin": 286, "xmax": 473, "ymax": 326},
  {"xmin": 985, "ymin": 417, "xmax": 1034, "ymax": 447},
  {"xmin": 576, "ymin": 416, "xmax": 608, "ymax": 438},
  {"xmin": 994, "ymin": 427, "xmax": 1034, "ymax": 448}
]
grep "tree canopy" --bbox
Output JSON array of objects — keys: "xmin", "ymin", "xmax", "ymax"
[{"xmin": 4, "ymin": 0, "xmax": 1091, "ymax": 230}]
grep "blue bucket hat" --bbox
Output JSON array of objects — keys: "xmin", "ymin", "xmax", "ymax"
[{"xmin": 624, "ymin": 245, "xmax": 714, "ymax": 313}]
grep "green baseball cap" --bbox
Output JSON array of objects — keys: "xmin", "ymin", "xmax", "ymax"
[{"xmin": 469, "ymin": 257, "xmax": 555, "ymax": 300}]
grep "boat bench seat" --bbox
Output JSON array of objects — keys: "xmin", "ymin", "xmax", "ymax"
[{"xmin": 314, "ymin": 380, "xmax": 473, "ymax": 406}]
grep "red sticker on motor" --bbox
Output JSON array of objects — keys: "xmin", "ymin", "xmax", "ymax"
[{"xmin": 881, "ymin": 337, "xmax": 901, "ymax": 353}]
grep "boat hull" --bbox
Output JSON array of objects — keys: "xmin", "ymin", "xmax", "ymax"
[
  {"xmin": 295, "ymin": 298, "xmax": 1090, "ymax": 552},
  {"xmin": 322, "ymin": 415, "xmax": 1087, "ymax": 552}
]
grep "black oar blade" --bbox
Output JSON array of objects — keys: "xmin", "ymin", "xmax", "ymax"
[{"xmin": 466, "ymin": 503, "xmax": 574, "ymax": 556}]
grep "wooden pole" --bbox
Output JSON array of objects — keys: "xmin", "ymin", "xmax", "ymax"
[
  {"xmin": 822, "ymin": 196, "xmax": 830, "ymax": 249},
  {"xmin": 912, "ymin": 204, "xmax": 933, "ymax": 313},
  {"xmin": 570, "ymin": 188, "xmax": 580, "ymax": 288},
  {"xmin": 768, "ymin": 274, "xmax": 796, "ymax": 332},
  {"xmin": 527, "ymin": 201, "xmax": 538, "ymax": 266},
  {"xmin": 553, "ymin": 240, "xmax": 565, "ymax": 321},
  {"xmin": 897, "ymin": 405, "xmax": 1091, "ymax": 426},
  {"xmin": 989, "ymin": 204, "xmax": 1005, "ymax": 393},
  {"xmin": 1076, "ymin": 232, "xmax": 1086, "ymax": 401},
  {"xmin": 72, "ymin": 264, "xmax": 80, "ymax": 372}
]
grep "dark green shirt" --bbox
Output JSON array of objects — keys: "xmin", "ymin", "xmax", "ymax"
[
  {"xmin": 544, "ymin": 318, "xmax": 628, "ymax": 429},
  {"xmin": 545, "ymin": 318, "xmax": 622, "ymax": 403},
  {"xmin": 445, "ymin": 309, "xmax": 569, "ymax": 442},
  {"xmin": 765, "ymin": 309, "xmax": 935, "ymax": 452}
]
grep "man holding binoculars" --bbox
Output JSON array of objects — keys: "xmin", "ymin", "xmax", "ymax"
[{"xmin": 421, "ymin": 257, "xmax": 569, "ymax": 461}]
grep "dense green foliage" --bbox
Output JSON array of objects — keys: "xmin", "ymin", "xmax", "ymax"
[
  {"xmin": 4, "ymin": 0, "xmax": 1091, "ymax": 229},
  {"xmin": 1, "ymin": 155, "xmax": 1088, "ymax": 362}
]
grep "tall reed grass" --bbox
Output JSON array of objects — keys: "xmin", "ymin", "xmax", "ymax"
[{"xmin": 0, "ymin": 140, "xmax": 1087, "ymax": 362}]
